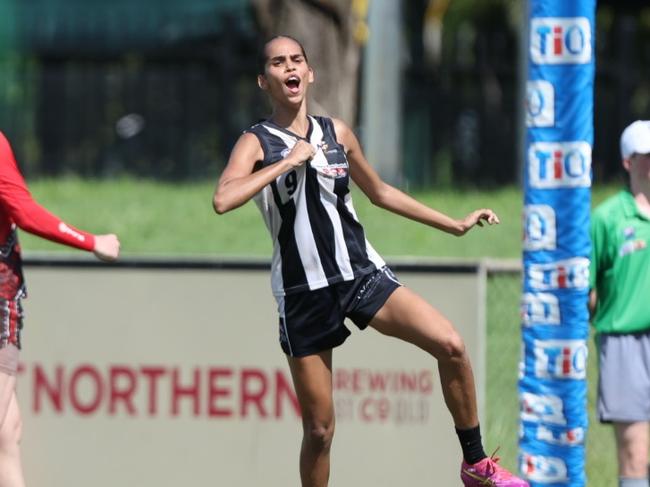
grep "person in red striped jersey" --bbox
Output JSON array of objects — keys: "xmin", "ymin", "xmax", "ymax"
[{"xmin": 0, "ymin": 131, "xmax": 120, "ymax": 487}]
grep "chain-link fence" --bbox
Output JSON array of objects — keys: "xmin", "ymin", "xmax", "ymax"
[{"xmin": 485, "ymin": 265, "xmax": 617, "ymax": 486}]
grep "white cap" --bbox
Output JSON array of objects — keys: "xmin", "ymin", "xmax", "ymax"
[{"xmin": 620, "ymin": 120, "xmax": 650, "ymax": 159}]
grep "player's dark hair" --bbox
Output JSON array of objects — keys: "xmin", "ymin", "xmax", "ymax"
[{"xmin": 258, "ymin": 35, "xmax": 309, "ymax": 75}]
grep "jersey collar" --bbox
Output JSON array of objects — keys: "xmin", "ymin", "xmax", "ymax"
[{"xmin": 264, "ymin": 117, "xmax": 314, "ymax": 142}]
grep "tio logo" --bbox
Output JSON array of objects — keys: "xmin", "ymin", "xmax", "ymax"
[
  {"xmin": 526, "ymin": 80, "xmax": 554, "ymax": 127},
  {"xmin": 537, "ymin": 425, "xmax": 584, "ymax": 446},
  {"xmin": 520, "ymin": 453, "xmax": 569, "ymax": 483},
  {"xmin": 534, "ymin": 339, "xmax": 588, "ymax": 380},
  {"xmin": 521, "ymin": 292, "xmax": 560, "ymax": 326},
  {"xmin": 523, "ymin": 205, "xmax": 556, "ymax": 251},
  {"xmin": 528, "ymin": 141, "xmax": 592, "ymax": 189},
  {"xmin": 520, "ymin": 392, "xmax": 566, "ymax": 425},
  {"xmin": 530, "ymin": 17, "xmax": 592, "ymax": 64},
  {"xmin": 527, "ymin": 257, "xmax": 590, "ymax": 290}
]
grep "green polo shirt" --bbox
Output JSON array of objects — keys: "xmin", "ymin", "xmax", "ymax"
[{"xmin": 590, "ymin": 190, "xmax": 650, "ymax": 334}]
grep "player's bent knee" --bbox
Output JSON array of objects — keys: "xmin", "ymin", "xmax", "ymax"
[
  {"xmin": 303, "ymin": 420, "xmax": 335, "ymax": 452},
  {"xmin": 437, "ymin": 331, "xmax": 467, "ymax": 362}
]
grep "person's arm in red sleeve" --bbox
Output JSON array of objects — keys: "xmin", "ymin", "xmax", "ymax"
[{"xmin": 0, "ymin": 132, "xmax": 120, "ymax": 261}]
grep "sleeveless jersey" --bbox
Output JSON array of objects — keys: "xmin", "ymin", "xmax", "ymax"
[{"xmin": 245, "ymin": 115, "xmax": 385, "ymax": 296}]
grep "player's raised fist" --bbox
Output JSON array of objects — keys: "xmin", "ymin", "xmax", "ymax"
[{"xmin": 286, "ymin": 140, "xmax": 315, "ymax": 167}]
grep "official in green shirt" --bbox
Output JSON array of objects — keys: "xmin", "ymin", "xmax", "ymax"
[
  {"xmin": 590, "ymin": 190, "xmax": 650, "ymax": 334},
  {"xmin": 589, "ymin": 120, "xmax": 650, "ymax": 487}
]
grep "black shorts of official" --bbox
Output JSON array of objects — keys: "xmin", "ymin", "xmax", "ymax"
[{"xmin": 276, "ymin": 266, "xmax": 401, "ymax": 357}]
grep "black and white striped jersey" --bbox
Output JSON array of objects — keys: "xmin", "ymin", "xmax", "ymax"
[{"xmin": 245, "ymin": 115, "xmax": 385, "ymax": 296}]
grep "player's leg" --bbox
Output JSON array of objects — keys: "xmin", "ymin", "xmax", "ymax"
[
  {"xmin": 367, "ymin": 285, "xmax": 528, "ymax": 486},
  {"xmin": 0, "ymin": 373, "xmax": 25, "ymax": 487},
  {"xmin": 614, "ymin": 421, "xmax": 649, "ymax": 485},
  {"xmin": 369, "ymin": 286, "xmax": 478, "ymax": 428},
  {"xmin": 286, "ymin": 350, "xmax": 335, "ymax": 487},
  {"xmin": 598, "ymin": 333, "xmax": 650, "ymax": 486},
  {"xmin": 0, "ymin": 371, "xmax": 15, "ymax": 427}
]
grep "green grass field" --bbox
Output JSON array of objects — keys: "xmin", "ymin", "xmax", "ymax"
[
  {"xmin": 21, "ymin": 177, "xmax": 623, "ymax": 485},
  {"xmin": 20, "ymin": 178, "xmax": 619, "ymax": 258}
]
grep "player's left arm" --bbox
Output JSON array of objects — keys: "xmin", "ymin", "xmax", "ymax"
[{"xmin": 332, "ymin": 118, "xmax": 499, "ymax": 236}]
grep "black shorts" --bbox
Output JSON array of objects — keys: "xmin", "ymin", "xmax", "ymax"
[{"xmin": 276, "ymin": 266, "xmax": 401, "ymax": 357}]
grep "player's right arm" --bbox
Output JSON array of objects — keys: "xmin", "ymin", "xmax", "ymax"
[{"xmin": 213, "ymin": 132, "xmax": 314, "ymax": 214}]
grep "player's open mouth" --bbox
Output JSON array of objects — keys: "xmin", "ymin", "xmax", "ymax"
[{"xmin": 285, "ymin": 76, "xmax": 301, "ymax": 94}]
